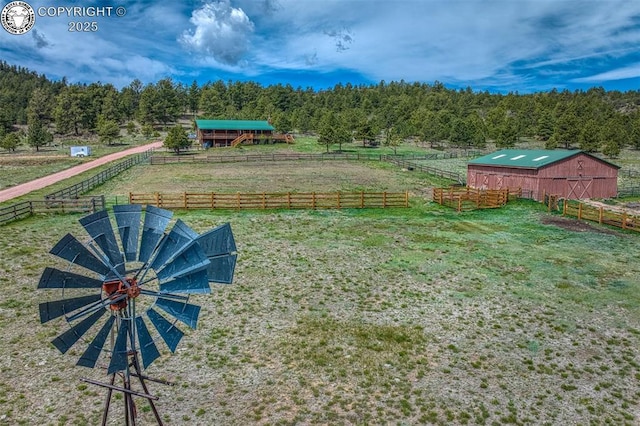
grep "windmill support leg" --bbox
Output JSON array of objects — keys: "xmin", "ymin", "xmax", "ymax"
[
  {"xmin": 82, "ymin": 364, "xmax": 162, "ymax": 426},
  {"xmin": 131, "ymin": 354, "xmax": 164, "ymax": 425},
  {"xmin": 101, "ymin": 373, "xmax": 117, "ymax": 426}
]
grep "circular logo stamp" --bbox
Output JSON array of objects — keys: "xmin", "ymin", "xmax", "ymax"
[{"xmin": 1, "ymin": 1, "xmax": 35, "ymax": 35}]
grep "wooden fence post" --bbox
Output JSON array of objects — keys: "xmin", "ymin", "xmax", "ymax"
[
  {"xmin": 129, "ymin": 192, "xmax": 133, "ymax": 204},
  {"xmin": 155, "ymin": 192, "xmax": 160, "ymax": 207},
  {"xmin": 383, "ymin": 192, "xmax": 387, "ymax": 208},
  {"xmin": 360, "ymin": 191, "xmax": 365, "ymax": 208},
  {"xmin": 237, "ymin": 192, "xmax": 241, "ymax": 209},
  {"xmin": 211, "ymin": 192, "xmax": 216, "ymax": 209},
  {"xmin": 457, "ymin": 197, "xmax": 462, "ymax": 213},
  {"xmin": 312, "ymin": 192, "xmax": 316, "ymax": 209},
  {"xmin": 262, "ymin": 193, "xmax": 266, "ymax": 209}
]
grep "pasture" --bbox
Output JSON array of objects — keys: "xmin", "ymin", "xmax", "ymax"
[{"xmin": 1, "ymin": 146, "xmax": 640, "ymax": 425}]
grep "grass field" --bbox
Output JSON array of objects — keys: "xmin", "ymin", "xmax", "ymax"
[
  {"xmin": 0, "ymin": 136, "xmax": 154, "ymax": 191},
  {"xmin": 1, "ymin": 153, "xmax": 640, "ymax": 425}
]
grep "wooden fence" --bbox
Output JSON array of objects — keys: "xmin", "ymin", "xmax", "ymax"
[
  {"xmin": 45, "ymin": 149, "xmax": 153, "ymax": 200},
  {"xmin": 0, "ymin": 196, "xmax": 105, "ymax": 225},
  {"xmin": 617, "ymin": 185, "xmax": 640, "ymax": 198},
  {"xmin": 561, "ymin": 200, "xmax": 639, "ymax": 232},
  {"xmin": 129, "ymin": 191, "xmax": 409, "ymax": 210},
  {"xmin": 149, "ymin": 152, "xmax": 460, "ymax": 165},
  {"xmin": 385, "ymin": 158, "xmax": 465, "ymax": 185},
  {"xmin": 432, "ymin": 187, "xmax": 516, "ymax": 212}
]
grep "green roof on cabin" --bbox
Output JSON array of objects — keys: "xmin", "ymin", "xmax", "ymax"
[
  {"xmin": 195, "ymin": 120, "xmax": 275, "ymax": 131},
  {"xmin": 468, "ymin": 149, "xmax": 619, "ymax": 170}
]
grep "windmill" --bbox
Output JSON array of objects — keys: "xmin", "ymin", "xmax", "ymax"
[{"xmin": 38, "ymin": 205, "xmax": 237, "ymax": 425}]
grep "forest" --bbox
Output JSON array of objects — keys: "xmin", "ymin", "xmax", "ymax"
[{"xmin": 2, "ymin": 60, "xmax": 640, "ymax": 156}]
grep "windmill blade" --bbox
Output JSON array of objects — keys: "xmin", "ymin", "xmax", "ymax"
[
  {"xmin": 205, "ymin": 254, "xmax": 238, "ymax": 285},
  {"xmin": 135, "ymin": 317, "xmax": 161, "ymax": 369},
  {"xmin": 140, "ymin": 289, "xmax": 189, "ymax": 302},
  {"xmin": 39, "ymin": 294, "xmax": 102, "ymax": 323},
  {"xmin": 147, "ymin": 308, "xmax": 184, "ymax": 352},
  {"xmin": 38, "ymin": 267, "xmax": 103, "ymax": 289},
  {"xmin": 196, "ymin": 223, "xmax": 237, "ymax": 284},
  {"xmin": 77, "ymin": 315, "xmax": 116, "ymax": 368},
  {"xmin": 155, "ymin": 243, "xmax": 210, "ymax": 282},
  {"xmin": 113, "ymin": 205, "xmax": 142, "ymax": 262},
  {"xmin": 159, "ymin": 269, "xmax": 211, "ymax": 294},
  {"xmin": 150, "ymin": 220, "xmax": 198, "ymax": 272},
  {"xmin": 197, "ymin": 223, "xmax": 237, "ymax": 256},
  {"xmin": 51, "ymin": 309, "xmax": 106, "ymax": 354},
  {"xmin": 50, "ymin": 234, "xmax": 111, "ymax": 277},
  {"xmin": 107, "ymin": 320, "xmax": 130, "ymax": 374},
  {"xmin": 79, "ymin": 209, "xmax": 125, "ymax": 274},
  {"xmin": 139, "ymin": 206, "xmax": 173, "ymax": 263},
  {"xmin": 155, "ymin": 298, "xmax": 200, "ymax": 330}
]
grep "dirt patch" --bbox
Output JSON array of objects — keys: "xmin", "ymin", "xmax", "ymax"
[
  {"xmin": 541, "ymin": 215, "xmax": 619, "ymax": 235},
  {"xmin": 582, "ymin": 199, "xmax": 640, "ymax": 216}
]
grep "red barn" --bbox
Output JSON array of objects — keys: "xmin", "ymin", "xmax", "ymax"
[{"xmin": 467, "ymin": 149, "xmax": 619, "ymax": 200}]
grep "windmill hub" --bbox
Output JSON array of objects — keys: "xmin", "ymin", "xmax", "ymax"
[{"xmin": 103, "ymin": 277, "xmax": 140, "ymax": 310}]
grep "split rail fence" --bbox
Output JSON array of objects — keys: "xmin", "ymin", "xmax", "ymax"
[
  {"xmin": 129, "ymin": 191, "xmax": 409, "ymax": 210},
  {"xmin": 0, "ymin": 196, "xmax": 105, "ymax": 225},
  {"xmin": 561, "ymin": 200, "xmax": 639, "ymax": 232},
  {"xmin": 432, "ymin": 187, "xmax": 517, "ymax": 212},
  {"xmin": 45, "ymin": 149, "xmax": 153, "ymax": 200}
]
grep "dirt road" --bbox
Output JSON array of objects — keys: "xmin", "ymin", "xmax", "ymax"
[{"xmin": 0, "ymin": 141, "xmax": 163, "ymax": 203}]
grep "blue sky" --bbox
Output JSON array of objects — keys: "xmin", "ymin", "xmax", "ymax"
[{"xmin": 2, "ymin": 0, "xmax": 640, "ymax": 93}]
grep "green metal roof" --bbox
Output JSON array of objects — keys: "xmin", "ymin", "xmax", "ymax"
[
  {"xmin": 195, "ymin": 120, "xmax": 275, "ymax": 131},
  {"xmin": 468, "ymin": 149, "xmax": 619, "ymax": 169}
]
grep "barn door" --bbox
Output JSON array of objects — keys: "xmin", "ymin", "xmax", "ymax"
[{"xmin": 566, "ymin": 178, "xmax": 593, "ymax": 199}]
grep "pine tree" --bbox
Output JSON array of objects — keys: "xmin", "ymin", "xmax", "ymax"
[
  {"xmin": 0, "ymin": 132, "xmax": 20, "ymax": 151},
  {"xmin": 96, "ymin": 115, "xmax": 120, "ymax": 145},
  {"xmin": 164, "ymin": 125, "xmax": 190, "ymax": 154}
]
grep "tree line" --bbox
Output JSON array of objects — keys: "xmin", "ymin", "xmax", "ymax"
[{"xmin": 2, "ymin": 60, "xmax": 640, "ymax": 156}]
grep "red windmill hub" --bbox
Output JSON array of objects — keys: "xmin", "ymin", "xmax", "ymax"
[{"xmin": 103, "ymin": 277, "xmax": 140, "ymax": 310}]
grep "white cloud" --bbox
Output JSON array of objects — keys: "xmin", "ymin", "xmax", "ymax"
[
  {"xmin": 180, "ymin": 0, "xmax": 255, "ymax": 66},
  {"xmin": 243, "ymin": 0, "xmax": 640, "ymax": 89},
  {"xmin": 571, "ymin": 64, "xmax": 640, "ymax": 83}
]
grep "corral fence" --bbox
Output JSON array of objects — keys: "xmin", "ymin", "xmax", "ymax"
[
  {"xmin": 619, "ymin": 169, "xmax": 640, "ymax": 178},
  {"xmin": 432, "ymin": 187, "xmax": 518, "ymax": 212},
  {"xmin": 560, "ymin": 199, "xmax": 639, "ymax": 232},
  {"xmin": 617, "ymin": 185, "xmax": 640, "ymax": 198},
  {"xmin": 149, "ymin": 152, "xmax": 460, "ymax": 165},
  {"xmin": 0, "ymin": 196, "xmax": 105, "ymax": 225},
  {"xmin": 129, "ymin": 191, "xmax": 409, "ymax": 210},
  {"xmin": 385, "ymin": 158, "xmax": 465, "ymax": 185},
  {"xmin": 45, "ymin": 149, "xmax": 153, "ymax": 200}
]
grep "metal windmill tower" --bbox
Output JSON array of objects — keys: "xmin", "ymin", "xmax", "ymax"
[{"xmin": 38, "ymin": 205, "xmax": 237, "ymax": 425}]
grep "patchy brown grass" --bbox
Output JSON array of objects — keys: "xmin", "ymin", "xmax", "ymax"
[{"xmin": 1, "ymin": 162, "xmax": 640, "ymax": 425}]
